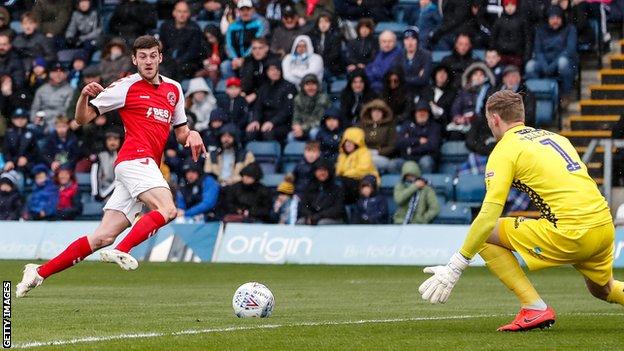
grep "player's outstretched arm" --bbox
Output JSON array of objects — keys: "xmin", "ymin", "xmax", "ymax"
[
  {"xmin": 418, "ymin": 202, "xmax": 503, "ymax": 304},
  {"xmin": 175, "ymin": 124, "xmax": 207, "ymax": 162},
  {"xmin": 75, "ymin": 82, "xmax": 104, "ymax": 125}
]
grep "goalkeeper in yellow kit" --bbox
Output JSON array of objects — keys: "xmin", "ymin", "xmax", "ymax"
[{"xmin": 419, "ymin": 90, "xmax": 623, "ymax": 331}]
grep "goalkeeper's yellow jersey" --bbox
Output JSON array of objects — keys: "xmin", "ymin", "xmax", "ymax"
[{"xmin": 483, "ymin": 125, "xmax": 612, "ymax": 230}]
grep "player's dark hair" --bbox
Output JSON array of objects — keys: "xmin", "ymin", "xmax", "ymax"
[
  {"xmin": 132, "ymin": 35, "xmax": 162, "ymax": 56},
  {"xmin": 486, "ymin": 90, "xmax": 525, "ymax": 123}
]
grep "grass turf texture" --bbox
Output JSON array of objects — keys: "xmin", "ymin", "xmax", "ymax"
[{"xmin": 3, "ymin": 260, "xmax": 623, "ymax": 350}]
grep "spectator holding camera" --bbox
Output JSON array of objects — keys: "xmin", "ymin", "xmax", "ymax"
[{"xmin": 393, "ymin": 161, "xmax": 439, "ymax": 224}]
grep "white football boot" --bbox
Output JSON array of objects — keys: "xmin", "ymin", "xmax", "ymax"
[
  {"xmin": 100, "ymin": 249, "xmax": 139, "ymax": 271},
  {"xmin": 16, "ymin": 264, "xmax": 44, "ymax": 298}
]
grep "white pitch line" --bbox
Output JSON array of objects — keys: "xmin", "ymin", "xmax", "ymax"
[{"xmin": 12, "ymin": 312, "xmax": 624, "ymax": 349}]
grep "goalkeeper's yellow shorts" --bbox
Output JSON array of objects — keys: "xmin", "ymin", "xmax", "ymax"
[{"xmin": 498, "ymin": 217, "xmax": 615, "ymax": 286}]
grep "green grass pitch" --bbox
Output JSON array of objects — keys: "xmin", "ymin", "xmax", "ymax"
[{"xmin": 3, "ymin": 260, "xmax": 623, "ymax": 350}]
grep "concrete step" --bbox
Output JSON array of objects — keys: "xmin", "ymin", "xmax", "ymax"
[
  {"xmin": 589, "ymin": 84, "xmax": 624, "ymax": 99},
  {"xmin": 599, "ymin": 69, "xmax": 624, "ymax": 84},
  {"xmin": 610, "ymin": 54, "xmax": 624, "ymax": 69},
  {"xmin": 568, "ymin": 115, "xmax": 619, "ymax": 129},
  {"xmin": 560, "ymin": 130, "xmax": 612, "ymax": 146},
  {"xmin": 579, "ymin": 99, "xmax": 624, "ymax": 115}
]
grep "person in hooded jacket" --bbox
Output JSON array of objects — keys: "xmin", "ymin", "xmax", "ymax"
[
  {"xmin": 98, "ymin": 38, "xmax": 132, "ymax": 87},
  {"xmin": 298, "ymin": 158, "xmax": 345, "ymax": 225},
  {"xmin": 282, "ymin": 34, "xmax": 324, "ymax": 86},
  {"xmin": 176, "ymin": 160, "xmax": 220, "ymax": 222},
  {"xmin": 344, "ymin": 18, "xmax": 377, "ymax": 73},
  {"xmin": 291, "ymin": 73, "xmax": 330, "ymax": 141},
  {"xmin": 353, "ymin": 174, "xmax": 388, "ymax": 224},
  {"xmin": 247, "ymin": 58, "xmax": 297, "ymax": 142},
  {"xmin": 420, "ymin": 63, "xmax": 457, "ymax": 129},
  {"xmin": 380, "ymin": 69, "xmax": 414, "ymax": 123},
  {"xmin": 315, "ymin": 107, "xmax": 343, "ymax": 162},
  {"xmin": 395, "ymin": 100, "xmax": 441, "ymax": 174},
  {"xmin": 26, "ymin": 164, "xmax": 58, "ymax": 220},
  {"xmin": 448, "ymin": 61, "xmax": 495, "ymax": 140},
  {"xmin": 393, "ymin": 27, "xmax": 432, "ymax": 96},
  {"xmin": 340, "ymin": 68, "xmax": 377, "ymax": 126},
  {"xmin": 359, "ymin": 99, "xmax": 396, "ymax": 174},
  {"xmin": 201, "ymin": 108, "xmax": 229, "ymax": 150},
  {"xmin": 223, "ymin": 162, "xmax": 272, "ymax": 223},
  {"xmin": 307, "ymin": 12, "xmax": 344, "ymax": 78},
  {"xmin": 205, "ymin": 123, "xmax": 256, "ymax": 186},
  {"xmin": 185, "ymin": 77, "xmax": 217, "ymax": 133},
  {"xmin": 64, "ymin": 0, "xmax": 102, "ymax": 56},
  {"xmin": 393, "ymin": 161, "xmax": 439, "ymax": 224},
  {"xmin": 335, "ymin": 126, "xmax": 380, "ymax": 204},
  {"xmin": 0, "ymin": 171, "xmax": 23, "ymax": 220},
  {"xmin": 55, "ymin": 164, "xmax": 82, "ymax": 220}
]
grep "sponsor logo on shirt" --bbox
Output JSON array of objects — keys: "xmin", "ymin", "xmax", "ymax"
[{"xmin": 146, "ymin": 107, "xmax": 172, "ymax": 123}]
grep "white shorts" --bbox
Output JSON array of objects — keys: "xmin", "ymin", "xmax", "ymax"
[{"xmin": 103, "ymin": 158, "xmax": 170, "ymax": 222}]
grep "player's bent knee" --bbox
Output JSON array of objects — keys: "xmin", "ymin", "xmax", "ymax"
[
  {"xmin": 587, "ymin": 283, "xmax": 610, "ymax": 301},
  {"xmin": 159, "ymin": 206, "xmax": 177, "ymax": 222}
]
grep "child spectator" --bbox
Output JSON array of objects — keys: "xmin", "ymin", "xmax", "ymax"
[
  {"xmin": 315, "ymin": 107, "xmax": 343, "ymax": 162},
  {"xmin": 201, "ymin": 108, "xmax": 229, "ymax": 151},
  {"xmin": 91, "ymin": 129, "xmax": 121, "ymax": 201},
  {"xmin": 26, "ymin": 164, "xmax": 58, "ymax": 220},
  {"xmin": 308, "ymin": 13, "xmax": 344, "ymax": 78},
  {"xmin": 185, "ymin": 77, "xmax": 217, "ymax": 133},
  {"xmin": 176, "ymin": 160, "xmax": 220, "ymax": 222},
  {"xmin": 68, "ymin": 51, "xmax": 88, "ymax": 89},
  {"xmin": 344, "ymin": 18, "xmax": 377, "ymax": 73},
  {"xmin": 298, "ymin": 158, "xmax": 344, "ymax": 225},
  {"xmin": 55, "ymin": 164, "xmax": 82, "ymax": 220},
  {"xmin": 353, "ymin": 174, "xmax": 388, "ymax": 224},
  {"xmin": 247, "ymin": 59, "xmax": 297, "ymax": 142},
  {"xmin": 3, "ymin": 108, "xmax": 39, "ymax": 174},
  {"xmin": 340, "ymin": 69, "xmax": 377, "ymax": 126},
  {"xmin": 42, "ymin": 115, "xmax": 79, "ymax": 172},
  {"xmin": 204, "ymin": 123, "xmax": 256, "ymax": 186},
  {"xmin": 293, "ymin": 140, "xmax": 321, "ymax": 194},
  {"xmin": 64, "ymin": 0, "xmax": 102, "ymax": 56},
  {"xmin": 220, "ymin": 77, "xmax": 249, "ymax": 133},
  {"xmin": 0, "ymin": 172, "xmax": 23, "ymax": 220},
  {"xmin": 417, "ymin": 0, "xmax": 441, "ymax": 49},
  {"xmin": 282, "ymin": 34, "xmax": 324, "ymax": 86},
  {"xmin": 27, "ymin": 57, "xmax": 49, "ymax": 94},
  {"xmin": 335, "ymin": 127, "xmax": 379, "ymax": 204},
  {"xmin": 291, "ymin": 74, "xmax": 329, "ymax": 141},
  {"xmin": 12, "ymin": 12, "xmax": 56, "ymax": 74},
  {"xmin": 99, "ymin": 38, "xmax": 132, "ymax": 87},
  {"xmin": 484, "ymin": 49, "xmax": 504, "ymax": 86},
  {"xmin": 395, "ymin": 100, "xmax": 441, "ymax": 174},
  {"xmin": 393, "ymin": 161, "xmax": 440, "ymax": 224},
  {"xmin": 421, "ymin": 63, "xmax": 456, "ymax": 128},
  {"xmin": 270, "ymin": 174, "xmax": 298, "ymax": 224},
  {"xmin": 223, "ymin": 162, "xmax": 272, "ymax": 223},
  {"xmin": 359, "ymin": 99, "xmax": 396, "ymax": 174}
]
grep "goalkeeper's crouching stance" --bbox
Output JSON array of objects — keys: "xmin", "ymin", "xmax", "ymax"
[{"xmin": 419, "ymin": 90, "xmax": 624, "ymax": 331}]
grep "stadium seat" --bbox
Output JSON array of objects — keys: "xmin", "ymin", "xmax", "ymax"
[
  {"xmin": 386, "ymin": 197, "xmax": 397, "ymax": 223},
  {"xmin": 57, "ymin": 49, "xmax": 81, "ymax": 64},
  {"xmin": 438, "ymin": 162, "xmax": 460, "ymax": 176},
  {"xmin": 440, "ymin": 141, "xmax": 469, "ymax": 164},
  {"xmin": 180, "ymin": 79, "xmax": 190, "ymax": 92},
  {"xmin": 10, "ymin": 21, "xmax": 22, "ymax": 34},
  {"xmin": 431, "ymin": 51, "xmax": 450, "ymax": 63},
  {"xmin": 76, "ymin": 172, "xmax": 92, "ymax": 192},
  {"xmin": 525, "ymin": 78, "xmax": 559, "ymax": 128},
  {"xmin": 79, "ymin": 199, "xmax": 104, "ymax": 220},
  {"xmin": 393, "ymin": 3, "xmax": 419, "ymax": 24},
  {"xmin": 455, "ymin": 174, "xmax": 486, "ymax": 203},
  {"xmin": 91, "ymin": 50, "xmax": 102, "ymax": 63},
  {"xmin": 374, "ymin": 22, "xmax": 408, "ymax": 38},
  {"xmin": 281, "ymin": 141, "xmax": 305, "ymax": 173},
  {"xmin": 246, "ymin": 141, "xmax": 281, "ymax": 175},
  {"xmin": 215, "ymin": 79, "xmax": 227, "ymax": 93},
  {"xmin": 432, "ymin": 202, "xmax": 472, "ymax": 224},
  {"xmin": 330, "ymin": 79, "xmax": 347, "ymax": 94},
  {"xmin": 380, "ymin": 173, "xmax": 401, "ymax": 197},
  {"xmin": 422, "ymin": 173, "xmax": 454, "ymax": 200},
  {"xmin": 262, "ymin": 173, "xmax": 285, "ymax": 190}
]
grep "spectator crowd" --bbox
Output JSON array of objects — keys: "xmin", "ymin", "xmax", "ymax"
[{"xmin": 0, "ymin": 0, "xmax": 615, "ymax": 224}]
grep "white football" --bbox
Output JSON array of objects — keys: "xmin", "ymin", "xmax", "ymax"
[{"xmin": 232, "ymin": 282, "xmax": 275, "ymax": 318}]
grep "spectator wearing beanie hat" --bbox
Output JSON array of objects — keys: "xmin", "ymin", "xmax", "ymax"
[
  {"xmin": 221, "ymin": 77, "xmax": 249, "ymax": 133},
  {"xmin": 25, "ymin": 164, "xmax": 58, "ymax": 220},
  {"xmin": 223, "ymin": 162, "xmax": 272, "ymax": 223},
  {"xmin": 315, "ymin": 107, "xmax": 343, "ymax": 162},
  {"xmin": 394, "ymin": 27, "xmax": 433, "ymax": 95},
  {"xmin": 0, "ymin": 172, "xmax": 23, "ymax": 220},
  {"xmin": 353, "ymin": 174, "xmax": 388, "ymax": 224},
  {"xmin": 246, "ymin": 58, "xmax": 297, "ymax": 142},
  {"xmin": 270, "ymin": 174, "xmax": 298, "ymax": 224},
  {"xmin": 175, "ymin": 159, "xmax": 219, "ymax": 222},
  {"xmin": 395, "ymin": 99, "xmax": 441, "ymax": 174},
  {"xmin": 201, "ymin": 108, "xmax": 230, "ymax": 150}
]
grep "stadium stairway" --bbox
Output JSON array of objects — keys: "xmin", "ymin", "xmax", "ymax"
[{"xmin": 565, "ymin": 39, "xmax": 624, "ymax": 186}]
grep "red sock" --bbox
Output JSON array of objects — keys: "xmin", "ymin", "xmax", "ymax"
[
  {"xmin": 37, "ymin": 236, "xmax": 92, "ymax": 279},
  {"xmin": 115, "ymin": 210, "xmax": 167, "ymax": 253}
]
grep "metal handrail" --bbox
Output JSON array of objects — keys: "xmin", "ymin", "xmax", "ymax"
[{"xmin": 581, "ymin": 138, "xmax": 624, "ymax": 206}]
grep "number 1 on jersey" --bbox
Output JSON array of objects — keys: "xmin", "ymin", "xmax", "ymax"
[{"xmin": 540, "ymin": 138, "xmax": 581, "ymax": 172}]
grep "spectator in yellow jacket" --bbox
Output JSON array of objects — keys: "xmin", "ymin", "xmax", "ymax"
[{"xmin": 335, "ymin": 127, "xmax": 380, "ymax": 204}]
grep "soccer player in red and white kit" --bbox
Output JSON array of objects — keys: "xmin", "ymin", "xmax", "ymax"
[{"xmin": 15, "ymin": 36, "xmax": 206, "ymax": 297}]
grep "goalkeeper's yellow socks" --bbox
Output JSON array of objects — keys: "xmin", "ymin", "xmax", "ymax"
[
  {"xmin": 607, "ymin": 280, "xmax": 624, "ymax": 305},
  {"xmin": 480, "ymin": 243, "xmax": 546, "ymax": 310}
]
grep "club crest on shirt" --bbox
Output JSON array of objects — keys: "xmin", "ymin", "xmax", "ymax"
[{"xmin": 167, "ymin": 91, "xmax": 176, "ymax": 106}]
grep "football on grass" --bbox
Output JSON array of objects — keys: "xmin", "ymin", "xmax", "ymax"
[{"xmin": 232, "ymin": 282, "xmax": 275, "ymax": 318}]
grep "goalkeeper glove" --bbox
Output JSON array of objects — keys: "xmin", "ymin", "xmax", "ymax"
[{"xmin": 418, "ymin": 252, "xmax": 470, "ymax": 304}]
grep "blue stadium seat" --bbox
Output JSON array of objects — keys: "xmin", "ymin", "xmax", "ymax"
[
  {"xmin": 422, "ymin": 173, "xmax": 454, "ymax": 200},
  {"xmin": 455, "ymin": 174, "xmax": 486, "ymax": 203},
  {"xmin": 525, "ymin": 78, "xmax": 559, "ymax": 127},
  {"xmin": 180, "ymin": 79, "xmax": 190, "ymax": 92},
  {"xmin": 432, "ymin": 202, "xmax": 472, "ymax": 224},
  {"xmin": 440, "ymin": 141, "xmax": 469, "ymax": 163},
  {"xmin": 91, "ymin": 50, "xmax": 102, "ymax": 63},
  {"xmin": 472, "ymin": 50, "xmax": 486, "ymax": 61},
  {"xmin": 330, "ymin": 79, "xmax": 347, "ymax": 94},
  {"xmin": 432, "ymin": 51, "xmax": 450, "ymax": 63},
  {"xmin": 57, "ymin": 49, "xmax": 81, "ymax": 64},
  {"xmin": 438, "ymin": 162, "xmax": 460, "ymax": 176},
  {"xmin": 436, "ymin": 194, "xmax": 446, "ymax": 207},
  {"xmin": 374, "ymin": 22, "xmax": 408, "ymax": 38},
  {"xmin": 386, "ymin": 197, "xmax": 397, "ymax": 223},
  {"xmin": 380, "ymin": 173, "xmax": 401, "ymax": 196},
  {"xmin": 393, "ymin": 3, "xmax": 419, "ymax": 24},
  {"xmin": 76, "ymin": 172, "xmax": 91, "ymax": 192},
  {"xmin": 281, "ymin": 141, "xmax": 305, "ymax": 173},
  {"xmin": 262, "ymin": 173, "xmax": 285, "ymax": 190},
  {"xmin": 80, "ymin": 199, "xmax": 104, "ymax": 220},
  {"xmin": 215, "ymin": 79, "xmax": 227, "ymax": 93},
  {"xmin": 245, "ymin": 141, "xmax": 281, "ymax": 175},
  {"xmin": 10, "ymin": 21, "xmax": 22, "ymax": 34}
]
